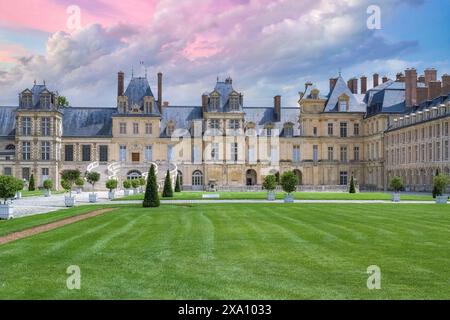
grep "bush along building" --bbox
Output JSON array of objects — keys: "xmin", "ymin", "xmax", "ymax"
[{"xmin": 0, "ymin": 67, "xmax": 449, "ymax": 192}]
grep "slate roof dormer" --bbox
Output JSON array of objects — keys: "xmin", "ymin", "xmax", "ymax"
[
  {"xmin": 324, "ymin": 76, "xmax": 366, "ymax": 113},
  {"xmin": 207, "ymin": 77, "xmax": 243, "ymax": 112},
  {"xmin": 124, "ymin": 76, "xmax": 160, "ymax": 115}
]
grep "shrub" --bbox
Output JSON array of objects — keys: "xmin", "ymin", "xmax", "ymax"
[
  {"xmin": 106, "ymin": 179, "xmax": 118, "ymax": 192},
  {"xmin": 349, "ymin": 176, "xmax": 356, "ymax": 193},
  {"xmin": 86, "ymin": 171, "xmax": 100, "ymax": 193},
  {"xmin": 175, "ymin": 174, "xmax": 181, "ymax": 192},
  {"xmin": 433, "ymin": 174, "xmax": 449, "ymax": 197},
  {"xmin": 143, "ymin": 165, "xmax": 160, "ymax": 208},
  {"xmin": 123, "ymin": 180, "xmax": 132, "ymax": 189},
  {"xmin": 389, "ymin": 176, "xmax": 403, "ymax": 192},
  {"xmin": 139, "ymin": 178, "xmax": 146, "ymax": 187},
  {"xmin": 75, "ymin": 177, "xmax": 85, "ymax": 188},
  {"xmin": 28, "ymin": 174, "xmax": 35, "ymax": 191},
  {"xmin": 281, "ymin": 171, "xmax": 298, "ymax": 194},
  {"xmin": 131, "ymin": 179, "xmax": 140, "ymax": 189},
  {"xmin": 61, "ymin": 170, "xmax": 81, "ymax": 196},
  {"xmin": 61, "ymin": 179, "xmax": 71, "ymax": 193},
  {"xmin": 162, "ymin": 170, "xmax": 173, "ymax": 198},
  {"xmin": 43, "ymin": 179, "xmax": 53, "ymax": 190},
  {"xmin": 262, "ymin": 175, "xmax": 277, "ymax": 192},
  {"xmin": 0, "ymin": 175, "xmax": 23, "ymax": 204}
]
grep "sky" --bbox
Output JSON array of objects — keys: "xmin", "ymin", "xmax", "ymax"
[{"xmin": 0, "ymin": 0, "xmax": 449, "ymax": 108}]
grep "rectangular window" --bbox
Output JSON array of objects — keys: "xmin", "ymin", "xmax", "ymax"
[
  {"xmin": 229, "ymin": 120, "xmax": 240, "ymax": 130},
  {"xmin": 327, "ymin": 123, "xmax": 334, "ymax": 136},
  {"xmin": 133, "ymin": 123, "xmax": 139, "ymax": 134},
  {"xmin": 266, "ymin": 127, "xmax": 272, "ymax": 137},
  {"xmin": 209, "ymin": 119, "xmax": 220, "ymax": 129},
  {"xmin": 340, "ymin": 122, "xmax": 348, "ymax": 138},
  {"xmin": 99, "ymin": 145, "xmax": 108, "ymax": 162},
  {"xmin": 231, "ymin": 142, "xmax": 238, "ymax": 161},
  {"xmin": 339, "ymin": 171, "xmax": 348, "ymax": 186},
  {"xmin": 293, "ymin": 145, "xmax": 300, "ymax": 163},
  {"xmin": 41, "ymin": 141, "xmax": 50, "ymax": 160},
  {"xmin": 444, "ymin": 141, "xmax": 449, "ymax": 161},
  {"xmin": 41, "ymin": 117, "xmax": 51, "ymax": 136},
  {"xmin": 444, "ymin": 122, "xmax": 449, "ymax": 136},
  {"xmin": 41, "ymin": 168, "xmax": 49, "ymax": 183},
  {"xmin": 22, "ymin": 117, "xmax": 31, "ymax": 136},
  {"xmin": 22, "ymin": 167, "xmax": 30, "ymax": 181},
  {"xmin": 82, "ymin": 145, "xmax": 91, "ymax": 162},
  {"xmin": 22, "ymin": 141, "xmax": 31, "ymax": 160},
  {"xmin": 354, "ymin": 146, "xmax": 360, "ymax": 161},
  {"xmin": 3, "ymin": 167, "xmax": 12, "ymax": 176},
  {"xmin": 145, "ymin": 145, "xmax": 153, "ymax": 161},
  {"xmin": 328, "ymin": 147, "xmax": 334, "ymax": 161},
  {"xmin": 145, "ymin": 123, "xmax": 153, "ymax": 135},
  {"xmin": 340, "ymin": 146, "xmax": 347, "ymax": 163},
  {"xmin": 428, "ymin": 143, "xmax": 433, "ymax": 161},
  {"xmin": 64, "ymin": 145, "xmax": 74, "ymax": 161},
  {"xmin": 436, "ymin": 142, "xmax": 441, "ymax": 161},
  {"xmin": 353, "ymin": 123, "xmax": 360, "ymax": 136},
  {"xmin": 313, "ymin": 127, "xmax": 318, "ymax": 136},
  {"xmin": 167, "ymin": 145, "xmax": 174, "ymax": 161},
  {"xmin": 211, "ymin": 143, "xmax": 219, "ymax": 161},
  {"xmin": 119, "ymin": 122, "xmax": 127, "ymax": 134},
  {"xmin": 313, "ymin": 145, "xmax": 318, "ymax": 162},
  {"xmin": 119, "ymin": 145, "xmax": 127, "ymax": 161},
  {"xmin": 284, "ymin": 126, "xmax": 293, "ymax": 137}
]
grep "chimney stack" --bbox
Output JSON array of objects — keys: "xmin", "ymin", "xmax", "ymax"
[
  {"xmin": 347, "ymin": 78, "xmax": 358, "ymax": 94},
  {"xmin": 157, "ymin": 72, "xmax": 163, "ymax": 113},
  {"xmin": 117, "ymin": 71, "xmax": 124, "ymax": 97},
  {"xmin": 329, "ymin": 78, "xmax": 338, "ymax": 92},
  {"xmin": 428, "ymin": 81, "xmax": 442, "ymax": 100},
  {"xmin": 405, "ymin": 68, "xmax": 418, "ymax": 107},
  {"xmin": 417, "ymin": 87, "xmax": 428, "ymax": 105},
  {"xmin": 396, "ymin": 72, "xmax": 405, "ymax": 82},
  {"xmin": 382, "ymin": 76, "xmax": 389, "ymax": 83},
  {"xmin": 202, "ymin": 94, "xmax": 209, "ymax": 112},
  {"xmin": 441, "ymin": 74, "xmax": 450, "ymax": 95},
  {"xmin": 424, "ymin": 68, "xmax": 437, "ymax": 87},
  {"xmin": 360, "ymin": 76, "xmax": 367, "ymax": 94},
  {"xmin": 274, "ymin": 95, "xmax": 281, "ymax": 122},
  {"xmin": 373, "ymin": 73, "xmax": 379, "ymax": 88},
  {"xmin": 418, "ymin": 75, "xmax": 425, "ymax": 84}
]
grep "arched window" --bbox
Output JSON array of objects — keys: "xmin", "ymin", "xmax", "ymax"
[
  {"xmin": 284, "ymin": 123, "xmax": 294, "ymax": 137},
  {"xmin": 167, "ymin": 123, "xmax": 175, "ymax": 136},
  {"xmin": 192, "ymin": 170, "xmax": 203, "ymax": 186},
  {"xmin": 5, "ymin": 144, "xmax": 15, "ymax": 150},
  {"xmin": 127, "ymin": 170, "xmax": 142, "ymax": 180}
]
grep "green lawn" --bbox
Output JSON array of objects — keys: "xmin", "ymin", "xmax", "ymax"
[
  {"xmin": 116, "ymin": 191, "xmax": 433, "ymax": 201},
  {"xmin": 20, "ymin": 190, "xmax": 64, "ymax": 198},
  {"xmin": 0, "ymin": 203, "xmax": 449, "ymax": 299}
]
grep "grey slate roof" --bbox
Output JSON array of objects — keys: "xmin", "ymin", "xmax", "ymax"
[
  {"xmin": 62, "ymin": 107, "xmax": 116, "ymax": 137},
  {"xmin": 0, "ymin": 107, "xmax": 16, "ymax": 137},
  {"xmin": 124, "ymin": 77, "xmax": 160, "ymax": 115},
  {"xmin": 208, "ymin": 79, "xmax": 243, "ymax": 112},
  {"xmin": 324, "ymin": 76, "xmax": 366, "ymax": 112},
  {"xmin": 160, "ymin": 106, "xmax": 203, "ymax": 136}
]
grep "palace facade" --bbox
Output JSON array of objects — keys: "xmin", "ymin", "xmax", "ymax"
[{"xmin": 0, "ymin": 67, "xmax": 449, "ymax": 191}]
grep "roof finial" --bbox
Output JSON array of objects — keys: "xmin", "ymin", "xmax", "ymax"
[
  {"xmin": 131, "ymin": 65, "xmax": 134, "ymax": 78},
  {"xmin": 34, "ymin": 80, "xmax": 36, "ymax": 85},
  {"xmin": 217, "ymin": 76, "xmax": 219, "ymax": 82},
  {"xmin": 338, "ymin": 68, "xmax": 342, "ymax": 77},
  {"xmin": 43, "ymin": 80, "xmax": 46, "ymax": 85}
]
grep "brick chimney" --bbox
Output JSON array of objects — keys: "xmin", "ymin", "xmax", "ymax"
[
  {"xmin": 417, "ymin": 87, "xmax": 428, "ymax": 105},
  {"xmin": 329, "ymin": 78, "xmax": 338, "ymax": 92},
  {"xmin": 428, "ymin": 81, "xmax": 442, "ymax": 100},
  {"xmin": 347, "ymin": 78, "xmax": 358, "ymax": 94},
  {"xmin": 396, "ymin": 72, "xmax": 405, "ymax": 82},
  {"xmin": 405, "ymin": 68, "xmax": 418, "ymax": 107},
  {"xmin": 418, "ymin": 75, "xmax": 425, "ymax": 84},
  {"xmin": 424, "ymin": 68, "xmax": 437, "ymax": 87},
  {"xmin": 117, "ymin": 71, "xmax": 124, "ymax": 97},
  {"xmin": 373, "ymin": 73, "xmax": 379, "ymax": 88},
  {"xmin": 202, "ymin": 94, "xmax": 209, "ymax": 112},
  {"xmin": 157, "ymin": 72, "xmax": 163, "ymax": 113},
  {"xmin": 442, "ymin": 74, "xmax": 450, "ymax": 95},
  {"xmin": 360, "ymin": 76, "xmax": 367, "ymax": 94},
  {"xmin": 274, "ymin": 95, "xmax": 281, "ymax": 122},
  {"xmin": 382, "ymin": 76, "xmax": 389, "ymax": 83}
]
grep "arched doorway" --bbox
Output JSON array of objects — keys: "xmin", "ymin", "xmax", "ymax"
[
  {"xmin": 177, "ymin": 170, "xmax": 183, "ymax": 186},
  {"xmin": 246, "ymin": 169, "xmax": 257, "ymax": 186},
  {"xmin": 293, "ymin": 169, "xmax": 303, "ymax": 185},
  {"xmin": 127, "ymin": 170, "xmax": 142, "ymax": 180},
  {"xmin": 192, "ymin": 170, "xmax": 203, "ymax": 190}
]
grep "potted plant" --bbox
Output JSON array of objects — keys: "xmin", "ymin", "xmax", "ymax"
[
  {"xmin": 433, "ymin": 174, "xmax": 449, "ymax": 204},
  {"xmin": 15, "ymin": 179, "xmax": 25, "ymax": 199},
  {"xmin": 139, "ymin": 178, "xmax": 146, "ymax": 193},
  {"xmin": 61, "ymin": 169, "xmax": 81, "ymax": 207},
  {"xmin": 43, "ymin": 179, "xmax": 53, "ymax": 197},
  {"xmin": 389, "ymin": 176, "xmax": 403, "ymax": 202},
  {"xmin": 131, "ymin": 179, "xmax": 140, "ymax": 195},
  {"xmin": 0, "ymin": 175, "xmax": 23, "ymax": 219},
  {"xmin": 75, "ymin": 177, "xmax": 85, "ymax": 194},
  {"xmin": 281, "ymin": 171, "xmax": 298, "ymax": 203},
  {"xmin": 123, "ymin": 180, "xmax": 132, "ymax": 196},
  {"xmin": 262, "ymin": 175, "xmax": 277, "ymax": 201},
  {"xmin": 86, "ymin": 171, "xmax": 100, "ymax": 203},
  {"xmin": 106, "ymin": 179, "xmax": 118, "ymax": 200}
]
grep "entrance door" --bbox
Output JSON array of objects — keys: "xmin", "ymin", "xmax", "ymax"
[{"xmin": 132, "ymin": 153, "xmax": 140, "ymax": 162}]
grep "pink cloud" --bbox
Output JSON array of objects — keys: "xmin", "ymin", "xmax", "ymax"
[{"xmin": 0, "ymin": 44, "xmax": 30, "ymax": 63}]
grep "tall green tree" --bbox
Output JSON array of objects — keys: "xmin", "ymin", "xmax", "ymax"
[
  {"xmin": 143, "ymin": 165, "xmax": 160, "ymax": 208},
  {"xmin": 28, "ymin": 174, "xmax": 35, "ymax": 191},
  {"xmin": 175, "ymin": 174, "xmax": 181, "ymax": 192},
  {"xmin": 57, "ymin": 96, "xmax": 70, "ymax": 108},
  {"xmin": 349, "ymin": 176, "xmax": 356, "ymax": 193},
  {"xmin": 162, "ymin": 170, "xmax": 174, "ymax": 198}
]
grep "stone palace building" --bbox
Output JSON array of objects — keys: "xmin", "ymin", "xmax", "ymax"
[{"xmin": 0, "ymin": 67, "xmax": 449, "ymax": 191}]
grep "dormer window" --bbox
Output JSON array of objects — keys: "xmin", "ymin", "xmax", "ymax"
[
  {"xmin": 21, "ymin": 93, "xmax": 32, "ymax": 108},
  {"xmin": 311, "ymin": 89, "xmax": 319, "ymax": 99},
  {"xmin": 40, "ymin": 94, "xmax": 51, "ymax": 108},
  {"xmin": 284, "ymin": 123, "xmax": 294, "ymax": 137},
  {"xmin": 145, "ymin": 101, "xmax": 152, "ymax": 113},
  {"xmin": 229, "ymin": 95, "xmax": 239, "ymax": 111},
  {"xmin": 265, "ymin": 124, "xmax": 274, "ymax": 137},
  {"xmin": 210, "ymin": 94, "xmax": 220, "ymax": 111},
  {"xmin": 246, "ymin": 123, "xmax": 256, "ymax": 136},
  {"xmin": 167, "ymin": 123, "xmax": 175, "ymax": 136},
  {"xmin": 338, "ymin": 94, "xmax": 349, "ymax": 112}
]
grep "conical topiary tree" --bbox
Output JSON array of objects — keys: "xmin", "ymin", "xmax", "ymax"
[
  {"xmin": 349, "ymin": 176, "xmax": 356, "ymax": 193},
  {"xmin": 28, "ymin": 174, "xmax": 35, "ymax": 191},
  {"xmin": 175, "ymin": 174, "xmax": 181, "ymax": 192},
  {"xmin": 162, "ymin": 170, "xmax": 174, "ymax": 198},
  {"xmin": 143, "ymin": 164, "xmax": 160, "ymax": 208}
]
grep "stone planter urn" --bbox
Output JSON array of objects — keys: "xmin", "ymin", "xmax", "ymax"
[
  {"xmin": 65, "ymin": 196, "xmax": 76, "ymax": 207},
  {"xmin": 89, "ymin": 193, "xmax": 97, "ymax": 203},
  {"xmin": 0, "ymin": 204, "xmax": 14, "ymax": 220},
  {"xmin": 284, "ymin": 194, "xmax": 294, "ymax": 203},
  {"xmin": 435, "ymin": 196, "xmax": 448, "ymax": 204},
  {"xmin": 108, "ymin": 191, "xmax": 115, "ymax": 200},
  {"xmin": 44, "ymin": 189, "xmax": 52, "ymax": 197},
  {"xmin": 267, "ymin": 191, "xmax": 276, "ymax": 201},
  {"xmin": 392, "ymin": 193, "xmax": 401, "ymax": 202},
  {"xmin": 15, "ymin": 191, "xmax": 22, "ymax": 199},
  {"xmin": 133, "ymin": 188, "xmax": 139, "ymax": 195},
  {"xmin": 124, "ymin": 189, "xmax": 130, "ymax": 196}
]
